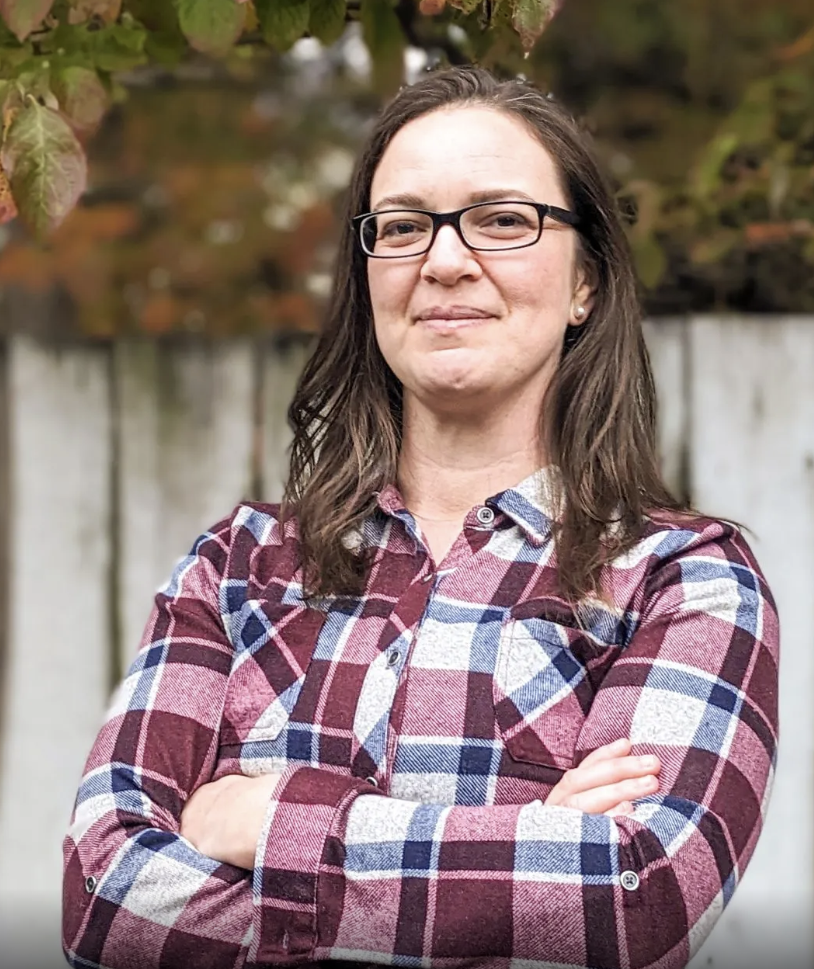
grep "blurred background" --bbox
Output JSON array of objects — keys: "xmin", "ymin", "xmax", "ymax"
[{"xmin": 0, "ymin": 0, "xmax": 811, "ymax": 966}]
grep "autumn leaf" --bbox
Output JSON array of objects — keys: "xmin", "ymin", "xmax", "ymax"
[
  {"xmin": 0, "ymin": 78, "xmax": 23, "ymax": 139},
  {"xmin": 256, "ymin": 0, "xmax": 310, "ymax": 51},
  {"xmin": 0, "ymin": 161, "xmax": 18, "ymax": 224},
  {"xmin": 67, "ymin": 0, "xmax": 121, "ymax": 24},
  {"xmin": 176, "ymin": 0, "xmax": 247, "ymax": 57},
  {"xmin": 309, "ymin": 0, "xmax": 345, "ymax": 46},
  {"xmin": 511, "ymin": 0, "xmax": 560, "ymax": 52},
  {"xmin": 1, "ymin": 98, "xmax": 88, "ymax": 237},
  {"xmin": 360, "ymin": 0, "xmax": 405, "ymax": 96},
  {"xmin": 52, "ymin": 66, "xmax": 109, "ymax": 132},
  {"xmin": 0, "ymin": 0, "xmax": 54, "ymax": 40},
  {"xmin": 745, "ymin": 220, "xmax": 814, "ymax": 247},
  {"xmin": 446, "ymin": 0, "xmax": 479, "ymax": 11},
  {"xmin": 418, "ymin": 0, "xmax": 446, "ymax": 14}
]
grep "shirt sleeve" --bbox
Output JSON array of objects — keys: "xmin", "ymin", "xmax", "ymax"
[
  {"xmin": 252, "ymin": 519, "xmax": 779, "ymax": 969},
  {"xmin": 61, "ymin": 516, "xmax": 376, "ymax": 969}
]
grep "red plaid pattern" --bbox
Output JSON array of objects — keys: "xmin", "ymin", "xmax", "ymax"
[{"xmin": 63, "ymin": 470, "xmax": 779, "ymax": 968}]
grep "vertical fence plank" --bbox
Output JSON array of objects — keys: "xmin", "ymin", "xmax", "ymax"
[
  {"xmin": 686, "ymin": 317, "xmax": 814, "ymax": 969},
  {"xmin": 0, "ymin": 342, "xmax": 9, "ymax": 760},
  {"xmin": 0, "ymin": 337, "xmax": 111, "ymax": 962},
  {"xmin": 643, "ymin": 318, "xmax": 689, "ymax": 501},
  {"xmin": 116, "ymin": 341, "xmax": 256, "ymax": 672},
  {"xmin": 259, "ymin": 337, "xmax": 313, "ymax": 502}
]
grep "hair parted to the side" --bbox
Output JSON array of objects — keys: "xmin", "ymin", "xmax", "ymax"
[{"xmin": 283, "ymin": 65, "xmax": 686, "ymax": 604}]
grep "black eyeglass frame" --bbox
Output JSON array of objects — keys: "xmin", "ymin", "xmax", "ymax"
[{"xmin": 351, "ymin": 200, "xmax": 581, "ymax": 258}]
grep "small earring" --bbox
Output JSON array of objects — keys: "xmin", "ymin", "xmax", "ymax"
[{"xmin": 574, "ymin": 305, "xmax": 586, "ymax": 321}]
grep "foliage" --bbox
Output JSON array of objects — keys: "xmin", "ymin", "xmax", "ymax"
[
  {"xmin": 0, "ymin": 67, "xmax": 371, "ymax": 336},
  {"xmin": 535, "ymin": 0, "xmax": 814, "ymax": 312},
  {"xmin": 0, "ymin": 0, "xmax": 812, "ymax": 334},
  {"xmin": 0, "ymin": 0, "xmax": 559, "ymax": 237}
]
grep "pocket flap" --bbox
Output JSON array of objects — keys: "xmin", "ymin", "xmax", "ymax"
[{"xmin": 493, "ymin": 613, "xmax": 591, "ymax": 770}]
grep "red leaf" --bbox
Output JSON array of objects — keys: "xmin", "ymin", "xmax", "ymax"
[
  {"xmin": 0, "ymin": 0, "xmax": 55, "ymax": 40},
  {"xmin": 0, "ymin": 163, "xmax": 18, "ymax": 224}
]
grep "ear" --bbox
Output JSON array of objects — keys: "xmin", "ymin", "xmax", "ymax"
[{"xmin": 569, "ymin": 262, "xmax": 597, "ymax": 326}]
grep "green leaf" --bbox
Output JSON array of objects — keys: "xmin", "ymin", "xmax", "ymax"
[
  {"xmin": 256, "ymin": 0, "xmax": 310, "ymax": 51},
  {"xmin": 689, "ymin": 229, "xmax": 739, "ymax": 266},
  {"xmin": 692, "ymin": 132, "xmax": 738, "ymax": 200},
  {"xmin": 126, "ymin": 0, "xmax": 182, "ymax": 33},
  {"xmin": 88, "ymin": 22, "xmax": 148, "ymax": 70},
  {"xmin": 52, "ymin": 64, "xmax": 108, "ymax": 131},
  {"xmin": 0, "ymin": 0, "xmax": 54, "ymax": 41},
  {"xmin": 143, "ymin": 28, "xmax": 187, "ymax": 66},
  {"xmin": 1, "ymin": 97, "xmax": 87, "ymax": 236},
  {"xmin": 0, "ymin": 43, "xmax": 33, "ymax": 70},
  {"xmin": 309, "ymin": 0, "xmax": 345, "ymax": 46},
  {"xmin": 176, "ymin": 0, "xmax": 246, "ymax": 57},
  {"xmin": 360, "ymin": 0, "xmax": 404, "ymax": 96},
  {"xmin": 631, "ymin": 234, "xmax": 667, "ymax": 290},
  {"xmin": 510, "ymin": 0, "xmax": 557, "ymax": 52}
]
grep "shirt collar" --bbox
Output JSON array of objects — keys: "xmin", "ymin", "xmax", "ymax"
[{"xmin": 375, "ymin": 465, "xmax": 563, "ymax": 547}]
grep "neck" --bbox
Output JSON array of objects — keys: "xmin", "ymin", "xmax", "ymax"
[{"xmin": 397, "ymin": 395, "xmax": 546, "ymax": 521}]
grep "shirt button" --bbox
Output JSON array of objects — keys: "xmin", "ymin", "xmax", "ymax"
[
  {"xmin": 476, "ymin": 506, "xmax": 495, "ymax": 525},
  {"xmin": 387, "ymin": 650, "xmax": 400, "ymax": 667},
  {"xmin": 422, "ymin": 573, "xmax": 434, "ymax": 583},
  {"xmin": 84, "ymin": 875, "xmax": 97, "ymax": 894},
  {"xmin": 365, "ymin": 776, "xmax": 378, "ymax": 787},
  {"xmin": 620, "ymin": 870, "xmax": 640, "ymax": 891}
]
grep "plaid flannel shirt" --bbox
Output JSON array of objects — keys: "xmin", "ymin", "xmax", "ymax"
[{"xmin": 63, "ymin": 469, "xmax": 779, "ymax": 969}]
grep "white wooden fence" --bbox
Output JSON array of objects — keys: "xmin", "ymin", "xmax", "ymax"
[{"xmin": 0, "ymin": 320, "xmax": 810, "ymax": 968}]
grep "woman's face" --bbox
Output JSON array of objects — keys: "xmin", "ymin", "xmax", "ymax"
[{"xmin": 366, "ymin": 105, "xmax": 593, "ymax": 416}]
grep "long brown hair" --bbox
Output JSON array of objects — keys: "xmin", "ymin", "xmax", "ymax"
[{"xmin": 283, "ymin": 66, "xmax": 684, "ymax": 603}]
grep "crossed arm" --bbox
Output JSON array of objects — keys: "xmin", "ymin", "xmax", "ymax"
[
  {"xmin": 62, "ymin": 517, "xmax": 778, "ymax": 969},
  {"xmin": 178, "ymin": 738, "xmax": 659, "ymax": 870}
]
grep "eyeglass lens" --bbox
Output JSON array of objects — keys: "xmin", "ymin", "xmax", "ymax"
[{"xmin": 360, "ymin": 203, "xmax": 542, "ymax": 256}]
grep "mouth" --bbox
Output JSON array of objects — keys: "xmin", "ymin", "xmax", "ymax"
[{"xmin": 414, "ymin": 305, "xmax": 497, "ymax": 330}]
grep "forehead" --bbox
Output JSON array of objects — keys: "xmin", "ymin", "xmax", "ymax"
[{"xmin": 370, "ymin": 105, "xmax": 564, "ymax": 209}]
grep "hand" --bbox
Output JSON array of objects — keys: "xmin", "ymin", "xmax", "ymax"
[
  {"xmin": 545, "ymin": 738, "xmax": 660, "ymax": 816},
  {"xmin": 179, "ymin": 772, "xmax": 282, "ymax": 869}
]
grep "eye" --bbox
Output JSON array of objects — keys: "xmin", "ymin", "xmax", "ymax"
[
  {"xmin": 381, "ymin": 219, "xmax": 421, "ymax": 237},
  {"xmin": 487, "ymin": 211, "xmax": 533, "ymax": 229}
]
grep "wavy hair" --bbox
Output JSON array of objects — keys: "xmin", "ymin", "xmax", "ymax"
[{"xmin": 283, "ymin": 66, "xmax": 684, "ymax": 603}]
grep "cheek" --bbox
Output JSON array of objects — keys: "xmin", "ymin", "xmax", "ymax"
[
  {"xmin": 507, "ymin": 252, "xmax": 573, "ymax": 311},
  {"xmin": 367, "ymin": 263, "xmax": 412, "ymax": 320}
]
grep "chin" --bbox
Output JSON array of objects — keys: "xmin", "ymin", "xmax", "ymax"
[{"xmin": 416, "ymin": 370, "xmax": 494, "ymax": 405}]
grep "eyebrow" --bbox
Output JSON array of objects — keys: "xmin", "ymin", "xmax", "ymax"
[{"xmin": 369, "ymin": 189, "xmax": 536, "ymax": 211}]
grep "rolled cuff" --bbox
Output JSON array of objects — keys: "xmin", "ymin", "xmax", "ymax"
[{"xmin": 250, "ymin": 766, "xmax": 383, "ymax": 964}]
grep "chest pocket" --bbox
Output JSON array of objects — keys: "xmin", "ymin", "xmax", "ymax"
[
  {"xmin": 220, "ymin": 598, "xmax": 327, "ymax": 749},
  {"xmin": 493, "ymin": 601, "xmax": 611, "ymax": 771}
]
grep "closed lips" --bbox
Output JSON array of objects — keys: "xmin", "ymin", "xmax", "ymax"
[{"xmin": 415, "ymin": 306, "xmax": 496, "ymax": 320}]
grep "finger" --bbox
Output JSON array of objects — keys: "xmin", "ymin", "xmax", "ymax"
[
  {"xmin": 560, "ymin": 754, "xmax": 661, "ymax": 797},
  {"xmin": 566, "ymin": 774, "xmax": 660, "ymax": 814},
  {"xmin": 605, "ymin": 801, "xmax": 634, "ymax": 817},
  {"xmin": 578, "ymin": 738, "xmax": 631, "ymax": 768}
]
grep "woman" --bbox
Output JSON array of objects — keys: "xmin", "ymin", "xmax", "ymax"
[{"xmin": 63, "ymin": 67, "xmax": 778, "ymax": 969}]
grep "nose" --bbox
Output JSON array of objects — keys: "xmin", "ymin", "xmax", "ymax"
[{"xmin": 420, "ymin": 223, "xmax": 482, "ymax": 285}]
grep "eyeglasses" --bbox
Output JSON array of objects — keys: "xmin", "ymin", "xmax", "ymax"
[{"xmin": 352, "ymin": 201, "xmax": 580, "ymax": 258}]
